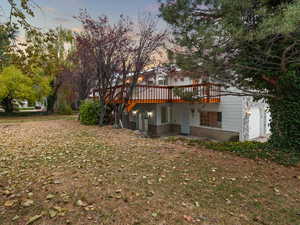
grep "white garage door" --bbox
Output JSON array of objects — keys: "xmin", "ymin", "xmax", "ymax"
[{"xmin": 249, "ymin": 107, "xmax": 261, "ymax": 139}]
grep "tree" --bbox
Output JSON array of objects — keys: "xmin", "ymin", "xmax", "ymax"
[
  {"xmin": 45, "ymin": 27, "xmax": 74, "ymax": 113},
  {"xmin": 74, "ymin": 11, "xmax": 132, "ymax": 125},
  {"xmin": 0, "ymin": 66, "xmax": 50, "ymax": 112},
  {"xmin": 159, "ymin": 0, "xmax": 300, "ymax": 151},
  {"xmin": 70, "ymin": 34, "xmax": 96, "ymax": 106},
  {"xmin": 13, "ymin": 27, "xmax": 74, "ymax": 112},
  {"xmin": 75, "ymin": 11, "xmax": 168, "ymax": 126},
  {"xmin": 114, "ymin": 14, "xmax": 168, "ymax": 127},
  {"xmin": 0, "ymin": 0, "xmax": 35, "ymax": 69}
]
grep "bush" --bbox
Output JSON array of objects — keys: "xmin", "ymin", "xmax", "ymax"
[
  {"xmin": 57, "ymin": 102, "xmax": 73, "ymax": 115},
  {"xmin": 79, "ymin": 100, "xmax": 101, "ymax": 125}
]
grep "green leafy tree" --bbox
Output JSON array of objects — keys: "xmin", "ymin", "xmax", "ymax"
[
  {"xmin": 0, "ymin": 66, "xmax": 50, "ymax": 112},
  {"xmin": 160, "ymin": 0, "xmax": 300, "ymax": 151},
  {"xmin": 11, "ymin": 27, "xmax": 74, "ymax": 113}
]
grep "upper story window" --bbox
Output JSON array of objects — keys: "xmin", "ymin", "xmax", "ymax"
[
  {"xmin": 192, "ymin": 79, "xmax": 199, "ymax": 85},
  {"xmin": 147, "ymin": 80, "xmax": 154, "ymax": 85},
  {"xmin": 158, "ymin": 77, "xmax": 168, "ymax": 86},
  {"xmin": 180, "ymin": 77, "xmax": 184, "ymax": 82}
]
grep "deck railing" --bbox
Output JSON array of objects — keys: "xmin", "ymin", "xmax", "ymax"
[{"xmin": 105, "ymin": 83, "xmax": 221, "ymax": 104}]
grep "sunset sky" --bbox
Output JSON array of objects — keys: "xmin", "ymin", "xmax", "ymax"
[{"xmin": 1, "ymin": 0, "xmax": 165, "ymax": 32}]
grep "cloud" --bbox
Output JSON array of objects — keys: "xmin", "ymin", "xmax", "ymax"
[
  {"xmin": 71, "ymin": 26, "xmax": 84, "ymax": 33},
  {"xmin": 53, "ymin": 17, "xmax": 71, "ymax": 24}
]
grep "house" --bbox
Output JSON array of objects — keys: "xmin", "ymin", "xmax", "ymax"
[{"xmin": 93, "ymin": 67, "xmax": 271, "ymax": 142}]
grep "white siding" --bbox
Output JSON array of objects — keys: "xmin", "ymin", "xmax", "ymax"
[
  {"xmin": 169, "ymin": 77, "xmax": 193, "ymax": 86},
  {"xmin": 170, "ymin": 95, "xmax": 243, "ymax": 136}
]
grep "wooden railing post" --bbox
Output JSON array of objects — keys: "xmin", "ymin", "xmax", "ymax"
[{"xmin": 168, "ymin": 86, "xmax": 173, "ymax": 102}]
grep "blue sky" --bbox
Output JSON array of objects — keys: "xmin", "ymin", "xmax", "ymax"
[{"xmin": 1, "ymin": 0, "xmax": 165, "ymax": 32}]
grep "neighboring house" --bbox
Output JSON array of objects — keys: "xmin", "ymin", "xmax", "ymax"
[
  {"xmin": 16, "ymin": 100, "xmax": 47, "ymax": 111},
  {"xmin": 92, "ymin": 68, "xmax": 271, "ymax": 142}
]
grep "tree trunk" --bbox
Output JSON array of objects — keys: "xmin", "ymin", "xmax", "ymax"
[
  {"xmin": 114, "ymin": 104, "xmax": 126, "ymax": 128},
  {"xmin": 268, "ymin": 90, "xmax": 300, "ymax": 152},
  {"xmin": 98, "ymin": 98, "xmax": 107, "ymax": 126},
  {"xmin": 47, "ymin": 94, "xmax": 57, "ymax": 113},
  {"xmin": 1, "ymin": 97, "xmax": 14, "ymax": 113}
]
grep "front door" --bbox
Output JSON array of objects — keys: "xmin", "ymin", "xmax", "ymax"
[{"xmin": 180, "ymin": 110, "xmax": 190, "ymax": 135}]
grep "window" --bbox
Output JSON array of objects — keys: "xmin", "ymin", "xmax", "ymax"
[
  {"xmin": 161, "ymin": 107, "xmax": 168, "ymax": 123},
  {"xmin": 158, "ymin": 78, "xmax": 168, "ymax": 86},
  {"xmin": 192, "ymin": 79, "xmax": 199, "ymax": 91},
  {"xmin": 192, "ymin": 79, "xmax": 199, "ymax": 85},
  {"xmin": 200, "ymin": 111, "xmax": 222, "ymax": 128},
  {"xmin": 180, "ymin": 77, "xmax": 184, "ymax": 82},
  {"xmin": 147, "ymin": 80, "xmax": 154, "ymax": 85}
]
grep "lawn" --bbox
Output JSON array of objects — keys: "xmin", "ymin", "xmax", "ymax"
[{"xmin": 0, "ymin": 116, "xmax": 299, "ymax": 225}]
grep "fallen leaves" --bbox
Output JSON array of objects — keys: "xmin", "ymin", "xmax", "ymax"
[
  {"xmin": 46, "ymin": 194, "xmax": 55, "ymax": 200},
  {"xmin": 0, "ymin": 119, "xmax": 299, "ymax": 225},
  {"xmin": 4, "ymin": 200, "xmax": 16, "ymax": 207},
  {"xmin": 49, "ymin": 209, "xmax": 57, "ymax": 218},
  {"xmin": 26, "ymin": 214, "xmax": 43, "ymax": 225},
  {"xmin": 76, "ymin": 200, "xmax": 88, "ymax": 207},
  {"xmin": 21, "ymin": 199, "xmax": 34, "ymax": 207}
]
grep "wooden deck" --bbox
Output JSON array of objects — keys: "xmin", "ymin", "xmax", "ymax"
[{"xmin": 93, "ymin": 83, "xmax": 221, "ymax": 112}]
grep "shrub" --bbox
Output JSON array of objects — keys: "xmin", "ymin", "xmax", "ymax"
[
  {"xmin": 57, "ymin": 102, "xmax": 73, "ymax": 115},
  {"xmin": 79, "ymin": 100, "xmax": 101, "ymax": 125}
]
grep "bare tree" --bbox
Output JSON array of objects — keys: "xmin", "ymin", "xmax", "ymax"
[{"xmin": 114, "ymin": 14, "xmax": 168, "ymax": 127}]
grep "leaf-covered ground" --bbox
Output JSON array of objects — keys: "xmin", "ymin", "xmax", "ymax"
[{"xmin": 0, "ymin": 117, "xmax": 299, "ymax": 225}]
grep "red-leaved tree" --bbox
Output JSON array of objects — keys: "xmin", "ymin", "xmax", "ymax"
[{"xmin": 74, "ymin": 11, "xmax": 167, "ymax": 126}]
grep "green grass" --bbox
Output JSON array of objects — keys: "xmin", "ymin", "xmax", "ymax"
[{"xmin": 167, "ymin": 137, "xmax": 300, "ymax": 166}]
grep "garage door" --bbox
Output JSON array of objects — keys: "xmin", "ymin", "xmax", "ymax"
[{"xmin": 249, "ymin": 107, "xmax": 261, "ymax": 139}]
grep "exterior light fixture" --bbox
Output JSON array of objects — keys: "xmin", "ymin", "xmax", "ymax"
[
  {"xmin": 138, "ymin": 77, "xmax": 144, "ymax": 83},
  {"xmin": 132, "ymin": 110, "xmax": 138, "ymax": 115},
  {"xmin": 147, "ymin": 111, "xmax": 153, "ymax": 117},
  {"xmin": 246, "ymin": 111, "xmax": 252, "ymax": 116}
]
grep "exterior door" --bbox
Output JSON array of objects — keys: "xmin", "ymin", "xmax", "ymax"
[
  {"xmin": 249, "ymin": 107, "xmax": 261, "ymax": 139},
  {"xmin": 180, "ymin": 110, "xmax": 190, "ymax": 135}
]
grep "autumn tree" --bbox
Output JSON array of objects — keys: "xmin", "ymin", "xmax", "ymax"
[
  {"xmin": 75, "ymin": 12, "xmax": 167, "ymax": 126},
  {"xmin": 160, "ymin": 0, "xmax": 300, "ymax": 151},
  {"xmin": 74, "ymin": 11, "xmax": 132, "ymax": 125},
  {"xmin": 70, "ymin": 34, "xmax": 96, "ymax": 106}
]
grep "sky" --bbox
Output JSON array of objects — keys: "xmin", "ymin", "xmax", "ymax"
[{"xmin": 1, "ymin": 0, "xmax": 166, "ymax": 33}]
